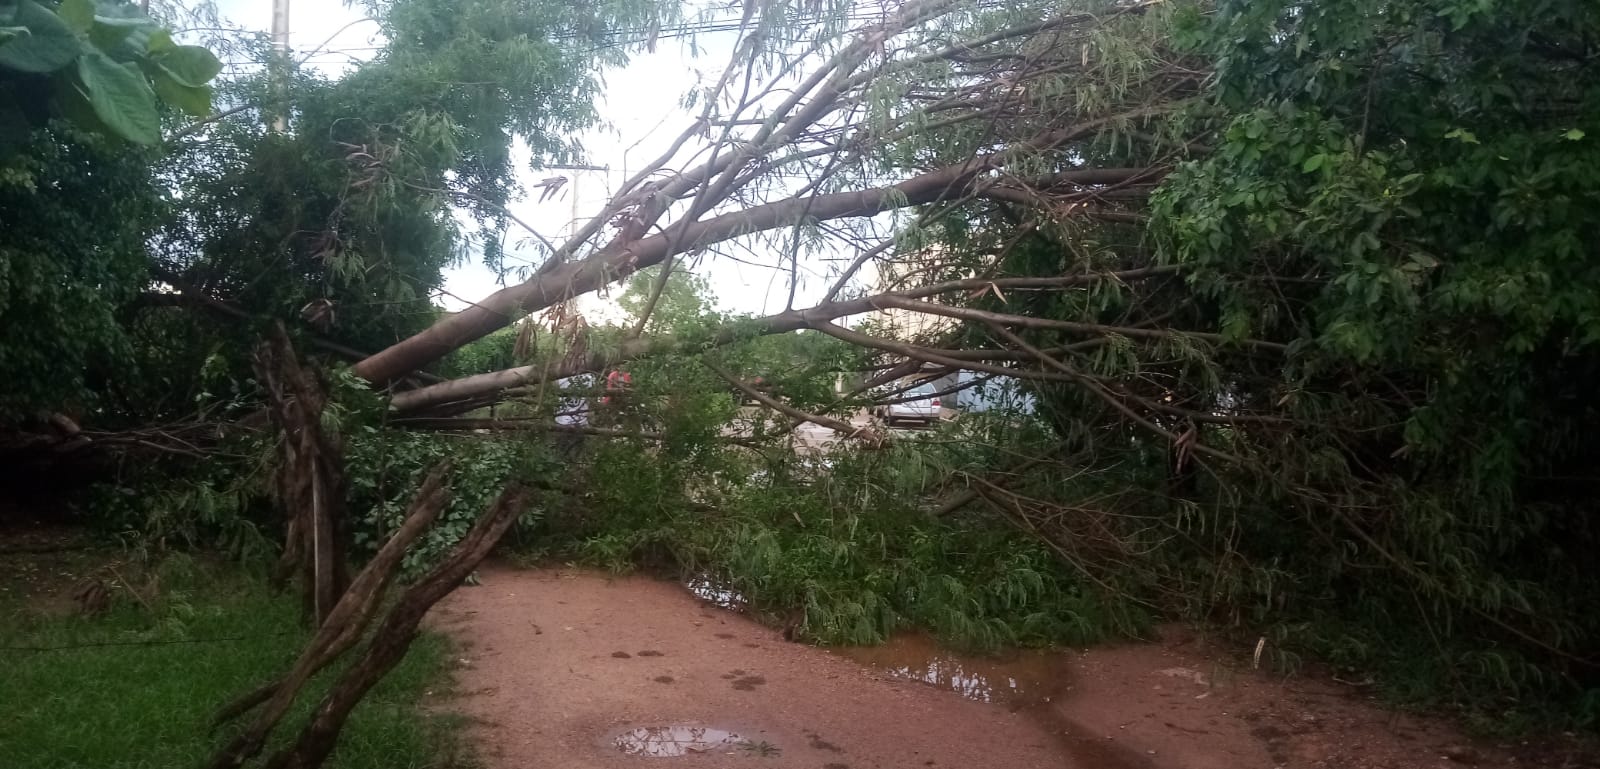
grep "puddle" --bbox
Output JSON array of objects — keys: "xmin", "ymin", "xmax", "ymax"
[
  {"xmin": 683, "ymin": 574, "xmax": 746, "ymax": 610},
  {"xmin": 613, "ymin": 726, "xmax": 744, "ymax": 757},
  {"xmin": 832, "ymin": 636, "xmax": 1155, "ymax": 769},
  {"xmin": 830, "ymin": 633, "xmax": 1070, "ymax": 709}
]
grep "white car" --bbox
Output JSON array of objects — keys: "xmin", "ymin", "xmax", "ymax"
[{"xmin": 876, "ymin": 383, "xmax": 941, "ymax": 427}]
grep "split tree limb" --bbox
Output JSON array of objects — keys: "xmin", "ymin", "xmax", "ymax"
[
  {"xmin": 205, "ymin": 461, "xmax": 453, "ymax": 768},
  {"xmin": 261, "ymin": 481, "xmax": 534, "ymax": 769}
]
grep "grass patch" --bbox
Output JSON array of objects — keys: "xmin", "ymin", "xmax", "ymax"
[{"xmin": 0, "ymin": 553, "xmax": 467, "ymax": 769}]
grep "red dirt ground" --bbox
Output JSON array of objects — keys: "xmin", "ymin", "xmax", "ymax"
[{"xmin": 429, "ymin": 566, "xmax": 1593, "ymax": 769}]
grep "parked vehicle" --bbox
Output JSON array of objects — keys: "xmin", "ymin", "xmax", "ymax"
[
  {"xmin": 875, "ymin": 382, "xmax": 941, "ymax": 427},
  {"xmin": 955, "ymin": 372, "xmax": 1038, "ymax": 415}
]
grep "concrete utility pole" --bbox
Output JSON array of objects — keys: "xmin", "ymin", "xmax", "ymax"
[
  {"xmin": 546, "ymin": 163, "xmax": 609, "ymax": 240},
  {"xmin": 270, "ymin": 0, "xmax": 290, "ymax": 132}
]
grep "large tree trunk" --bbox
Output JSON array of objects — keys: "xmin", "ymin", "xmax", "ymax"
[
  {"xmin": 205, "ymin": 461, "xmax": 454, "ymax": 769},
  {"xmin": 350, "ymin": 144, "xmax": 1144, "ymax": 388},
  {"xmin": 262, "ymin": 481, "xmax": 533, "ymax": 769},
  {"xmin": 386, "ymin": 267, "xmax": 1178, "ymax": 415},
  {"xmin": 255, "ymin": 327, "xmax": 349, "ymax": 623}
]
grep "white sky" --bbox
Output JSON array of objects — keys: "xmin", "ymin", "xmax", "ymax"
[{"xmin": 208, "ymin": 0, "xmax": 844, "ymax": 320}]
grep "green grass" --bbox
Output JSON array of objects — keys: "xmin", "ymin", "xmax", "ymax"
[{"xmin": 0, "ymin": 554, "xmax": 467, "ymax": 769}]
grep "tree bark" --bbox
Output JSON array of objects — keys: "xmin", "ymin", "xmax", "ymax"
[
  {"xmin": 349, "ymin": 145, "xmax": 1155, "ymax": 387},
  {"xmin": 262, "ymin": 481, "xmax": 534, "ymax": 769},
  {"xmin": 205, "ymin": 461, "xmax": 453, "ymax": 769},
  {"xmin": 387, "ymin": 266, "xmax": 1181, "ymax": 414},
  {"xmin": 255, "ymin": 328, "xmax": 349, "ymax": 624}
]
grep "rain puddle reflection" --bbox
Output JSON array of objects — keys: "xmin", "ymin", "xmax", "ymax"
[
  {"xmin": 830, "ymin": 633, "xmax": 1070, "ymax": 709},
  {"xmin": 613, "ymin": 726, "xmax": 743, "ymax": 756}
]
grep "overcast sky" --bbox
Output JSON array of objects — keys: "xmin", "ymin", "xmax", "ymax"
[{"xmin": 207, "ymin": 0, "xmax": 844, "ymax": 320}]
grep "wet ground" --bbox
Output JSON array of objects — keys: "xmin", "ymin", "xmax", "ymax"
[
  {"xmin": 828, "ymin": 633, "xmax": 1070, "ymax": 710},
  {"xmin": 429, "ymin": 567, "xmax": 1562, "ymax": 769}
]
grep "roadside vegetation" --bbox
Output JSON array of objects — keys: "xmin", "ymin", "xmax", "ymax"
[{"xmin": 0, "ymin": 552, "xmax": 462, "ymax": 769}]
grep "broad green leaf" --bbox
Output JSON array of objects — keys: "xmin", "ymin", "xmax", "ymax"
[
  {"xmin": 91, "ymin": 3, "xmax": 154, "ymax": 28},
  {"xmin": 87, "ymin": 17, "xmax": 136, "ymax": 49},
  {"xmin": 90, "ymin": 9, "xmax": 154, "ymax": 57},
  {"xmin": 149, "ymin": 68, "xmax": 211, "ymax": 116},
  {"xmin": 153, "ymin": 44, "xmax": 221, "ymax": 87},
  {"xmin": 145, "ymin": 28, "xmax": 173, "ymax": 53},
  {"xmin": 51, "ymin": 70, "xmax": 111, "ymax": 137},
  {"xmin": 0, "ymin": 0, "xmax": 80, "ymax": 73},
  {"xmin": 1564, "ymin": 128, "xmax": 1585, "ymax": 141},
  {"xmin": 1302, "ymin": 153, "xmax": 1325, "ymax": 173},
  {"xmin": 57, "ymin": 0, "xmax": 92, "ymax": 33},
  {"xmin": 76, "ymin": 49, "xmax": 159, "ymax": 144}
]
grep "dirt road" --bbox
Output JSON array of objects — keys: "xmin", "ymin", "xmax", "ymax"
[{"xmin": 430, "ymin": 567, "xmax": 1546, "ymax": 769}]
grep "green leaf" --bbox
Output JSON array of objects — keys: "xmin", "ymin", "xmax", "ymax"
[
  {"xmin": 76, "ymin": 49, "xmax": 159, "ymax": 143},
  {"xmin": 0, "ymin": 0, "xmax": 81, "ymax": 74},
  {"xmin": 91, "ymin": 4, "xmax": 154, "ymax": 28},
  {"xmin": 87, "ymin": 18, "xmax": 132, "ymax": 49},
  {"xmin": 57, "ymin": 0, "xmax": 92, "ymax": 33},
  {"xmin": 1563, "ymin": 128, "xmax": 1585, "ymax": 141},
  {"xmin": 1302, "ymin": 153, "xmax": 1325, "ymax": 173},
  {"xmin": 149, "ymin": 69, "xmax": 211, "ymax": 116},
  {"xmin": 1444, "ymin": 127, "xmax": 1479, "ymax": 144},
  {"xmin": 152, "ymin": 44, "xmax": 221, "ymax": 87},
  {"xmin": 145, "ymin": 28, "xmax": 173, "ymax": 53},
  {"xmin": 51, "ymin": 69, "xmax": 111, "ymax": 136}
]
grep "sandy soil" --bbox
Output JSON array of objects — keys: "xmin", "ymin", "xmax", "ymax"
[
  {"xmin": 431, "ymin": 567, "xmax": 1067, "ymax": 769},
  {"xmin": 429, "ymin": 566, "xmax": 1590, "ymax": 769}
]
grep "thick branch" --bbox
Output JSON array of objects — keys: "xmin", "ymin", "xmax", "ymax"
[
  {"xmin": 350, "ymin": 126, "xmax": 1165, "ymax": 386},
  {"xmin": 874, "ymin": 296, "xmax": 1289, "ymax": 353},
  {"xmin": 388, "ymin": 266, "xmax": 1179, "ymax": 413}
]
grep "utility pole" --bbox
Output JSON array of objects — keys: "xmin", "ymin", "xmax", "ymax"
[
  {"xmin": 270, "ymin": 0, "xmax": 290, "ymax": 132},
  {"xmin": 546, "ymin": 163, "xmax": 609, "ymax": 239}
]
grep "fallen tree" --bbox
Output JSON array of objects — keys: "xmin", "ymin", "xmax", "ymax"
[
  {"xmin": 348, "ymin": 0, "xmax": 1180, "ymax": 387},
  {"xmin": 8, "ymin": 0, "xmax": 1600, "ymax": 738}
]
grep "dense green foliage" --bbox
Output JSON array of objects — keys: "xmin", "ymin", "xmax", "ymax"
[
  {"xmin": 882, "ymin": 0, "xmax": 1600, "ymax": 729},
  {"xmin": 2, "ymin": 0, "xmax": 667, "ymax": 425},
  {"xmin": 346, "ymin": 429, "xmax": 549, "ymax": 576},
  {"xmin": 546, "ymin": 416, "xmax": 1128, "ymax": 651},
  {"xmin": 0, "ymin": 555, "xmax": 461, "ymax": 769},
  {"xmin": 737, "ymin": 0, "xmax": 1600, "ymax": 729},
  {"xmin": 1149, "ymin": 0, "xmax": 1600, "ymax": 728},
  {"xmin": 0, "ymin": 0, "xmax": 222, "ymax": 149},
  {"xmin": 0, "ymin": 127, "xmax": 159, "ymax": 420},
  {"xmin": 0, "ymin": 0, "xmax": 222, "ymax": 421}
]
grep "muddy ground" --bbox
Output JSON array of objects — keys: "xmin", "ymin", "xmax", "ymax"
[{"xmin": 430, "ymin": 567, "xmax": 1590, "ymax": 769}]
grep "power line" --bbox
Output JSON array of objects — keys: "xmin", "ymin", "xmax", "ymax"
[{"xmin": 218, "ymin": 0, "xmax": 1020, "ymax": 70}]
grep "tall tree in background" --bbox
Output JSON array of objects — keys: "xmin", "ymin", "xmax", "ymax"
[{"xmin": 110, "ymin": 0, "xmax": 671, "ymax": 423}]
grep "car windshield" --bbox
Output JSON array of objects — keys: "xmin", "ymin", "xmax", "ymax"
[{"xmin": 908, "ymin": 385, "xmax": 935, "ymax": 397}]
